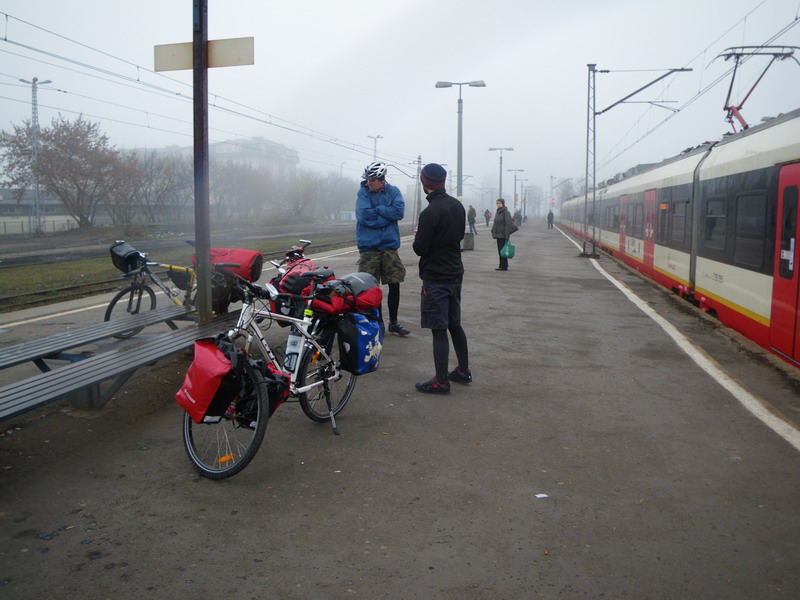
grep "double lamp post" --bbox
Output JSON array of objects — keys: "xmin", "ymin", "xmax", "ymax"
[{"xmin": 435, "ymin": 80, "xmax": 486, "ymax": 198}]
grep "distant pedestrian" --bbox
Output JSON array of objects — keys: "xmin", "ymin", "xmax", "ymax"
[
  {"xmin": 491, "ymin": 198, "xmax": 518, "ymax": 271},
  {"xmin": 483, "ymin": 208, "xmax": 492, "ymax": 227},
  {"xmin": 467, "ymin": 204, "xmax": 478, "ymax": 235},
  {"xmin": 356, "ymin": 161, "xmax": 410, "ymax": 336},
  {"xmin": 412, "ymin": 163, "xmax": 471, "ymax": 394},
  {"xmin": 547, "ymin": 209, "xmax": 554, "ymax": 229}
]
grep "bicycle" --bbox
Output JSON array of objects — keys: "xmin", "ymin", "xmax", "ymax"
[
  {"xmin": 106, "ymin": 240, "xmax": 254, "ymax": 339},
  {"xmin": 181, "ymin": 261, "xmax": 362, "ymax": 480}
]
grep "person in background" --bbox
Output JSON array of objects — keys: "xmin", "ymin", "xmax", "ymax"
[
  {"xmin": 547, "ymin": 209, "xmax": 555, "ymax": 229},
  {"xmin": 491, "ymin": 198, "xmax": 517, "ymax": 271},
  {"xmin": 484, "ymin": 208, "xmax": 492, "ymax": 227},
  {"xmin": 412, "ymin": 163, "xmax": 471, "ymax": 394},
  {"xmin": 467, "ymin": 204, "xmax": 478, "ymax": 235},
  {"xmin": 356, "ymin": 161, "xmax": 410, "ymax": 336}
]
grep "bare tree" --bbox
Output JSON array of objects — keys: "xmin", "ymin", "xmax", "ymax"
[{"xmin": 0, "ymin": 115, "xmax": 122, "ymax": 228}]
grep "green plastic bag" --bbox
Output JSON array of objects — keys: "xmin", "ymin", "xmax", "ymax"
[{"xmin": 500, "ymin": 240, "xmax": 515, "ymax": 259}]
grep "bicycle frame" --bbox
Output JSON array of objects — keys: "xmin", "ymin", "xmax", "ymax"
[
  {"xmin": 119, "ymin": 262, "xmax": 195, "ymax": 308},
  {"xmin": 226, "ymin": 292, "xmax": 339, "ymax": 399}
]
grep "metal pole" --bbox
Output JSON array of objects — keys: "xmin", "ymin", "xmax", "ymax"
[
  {"xmin": 498, "ymin": 152, "xmax": 503, "ymax": 200},
  {"xmin": 457, "ymin": 87, "xmax": 463, "ymax": 198},
  {"xmin": 583, "ymin": 64, "xmax": 594, "ymax": 256},
  {"xmin": 193, "ymin": 0, "xmax": 212, "ymax": 322}
]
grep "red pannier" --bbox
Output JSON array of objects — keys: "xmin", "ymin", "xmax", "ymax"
[
  {"xmin": 270, "ymin": 257, "xmax": 336, "ymax": 325},
  {"xmin": 192, "ymin": 248, "xmax": 264, "ymax": 282},
  {"xmin": 176, "ymin": 338, "xmax": 243, "ymax": 423},
  {"xmin": 312, "ymin": 272, "xmax": 383, "ymax": 315}
]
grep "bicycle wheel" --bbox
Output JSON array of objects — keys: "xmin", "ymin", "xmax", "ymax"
[
  {"xmin": 104, "ymin": 284, "xmax": 157, "ymax": 339},
  {"xmin": 297, "ymin": 330, "xmax": 356, "ymax": 422},
  {"xmin": 182, "ymin": 362, "xmax": 268, "ymax": 480}
]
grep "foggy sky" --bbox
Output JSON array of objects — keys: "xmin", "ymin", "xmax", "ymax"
[{"xmin": 1, "ymin": 0, "xmax": 798, "ymax": 207}]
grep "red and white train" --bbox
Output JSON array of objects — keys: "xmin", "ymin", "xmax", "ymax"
[{"xmin": 561, "ymin": 107, "xmax": 800, "ymax": 367}]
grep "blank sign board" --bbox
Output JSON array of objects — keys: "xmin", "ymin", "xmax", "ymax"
[{"xmin": 154, "ymin": 37, "xmax": 254, "ymax": 71}]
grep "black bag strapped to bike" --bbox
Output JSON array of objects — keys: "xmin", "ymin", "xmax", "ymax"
[
  {"xmin": 262, "ymin": 360, "xmax": 290, "ymax": 417},
  {"xmin": 176, "ymin": 337, "xmax": 244, "ymax": 423},
  {"xmin": 337, "ymin": 310, "xmax": 383, "ymax": 375},
  {"xmin": 110, "ymin": 241, "xmax": 146, "ymax": 273},
  {"xmin": 192, "ymin": 248, "xmax": 264, "ymax": 282}
]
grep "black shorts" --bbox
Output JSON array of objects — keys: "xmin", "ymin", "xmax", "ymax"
[{"xmin": 420, "ymin": 283, "xmax": 462, "ymax": 330}]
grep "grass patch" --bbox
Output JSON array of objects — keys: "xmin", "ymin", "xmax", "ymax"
[{"xmin": 0, "ymin": 233, "xmax": 357, "ymax": 302}]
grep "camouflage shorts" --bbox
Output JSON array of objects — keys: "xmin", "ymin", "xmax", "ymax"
[{"xmin": 358, "ymin": 249, "xmax": 406, "ymax": 284}]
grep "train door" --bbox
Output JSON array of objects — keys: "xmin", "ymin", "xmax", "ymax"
[
  {"xmin": 770, "ymin": 163, "xmax": 800, "ymax": 361},
  {"xmin": 643, "ymin": 189, "xmax": 656, "ymax": 268},
  {"xmin": 619, "ymin": 195, "xmax": 628, "ymax": 257}
]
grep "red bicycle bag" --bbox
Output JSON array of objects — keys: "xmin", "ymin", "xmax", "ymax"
[
  {"xmin": 193, "ymin": 248, "xmax": 264, "ymax": 282},
  {"xmin": 176, "ymin": 338, "xmax": 242, "ymax": 423}
]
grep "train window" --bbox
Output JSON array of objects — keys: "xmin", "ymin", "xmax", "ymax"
[
  {"xmin": 671, "ymin": 200, "xmax": 688, "ymax": 245},
  {"xmin": 704, "ymin": 197, "xmax": 727, "ymax": 250},
  {"xmin": 632, "ymin": 203, "xmax": 643, "ymax": 238},
  {"xmin": 779, "ymin": 187, "xmax": 798, "ymax": 279},
  {"xmin": 734, "ymin": 193, "xmax": 767, "ymax": 269}
]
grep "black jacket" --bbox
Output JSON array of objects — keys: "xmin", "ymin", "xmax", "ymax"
[{"xmin": 412, "ymin": 189, "xmax": 465, "ymax": 284}]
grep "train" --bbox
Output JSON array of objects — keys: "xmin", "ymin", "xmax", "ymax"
[{"xmin": 560, "ymin": 107, "xmax": 800, "ymax": 367}]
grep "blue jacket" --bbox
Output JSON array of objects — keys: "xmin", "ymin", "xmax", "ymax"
[{"xmin": 355, "ymin": 180, "xmax": 405, "ymax": 251}]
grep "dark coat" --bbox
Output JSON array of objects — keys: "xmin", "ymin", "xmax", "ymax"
[
  {"xmin": 412, "ymin": 189, "xmax": 465, "ymax": 284},
  {"xmin": 491, "ymin": 206, "xmax": 516, "ymax": 239}
]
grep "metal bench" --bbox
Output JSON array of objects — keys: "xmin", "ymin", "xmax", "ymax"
[
  {"xmin": 0, "ymin": 309, "xmax": 237, "ymax": 421},
  {"xmin": 0, "ymin": 304, "xmax": 190, "ymax": 372}
]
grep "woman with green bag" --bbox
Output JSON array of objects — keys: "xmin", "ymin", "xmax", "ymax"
[{"xmin": 490, "ymin": 198, "xmax": 518, "ymax": 271}]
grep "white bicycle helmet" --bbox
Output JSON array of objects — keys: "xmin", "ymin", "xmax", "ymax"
[{"xmin": 363, "ymin": 161, "xmax": 387, "ymax": 180}]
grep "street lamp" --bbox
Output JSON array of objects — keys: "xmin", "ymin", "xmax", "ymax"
[
  {"xmin": 367, "ymin": 134, "xmax": 383, "ymax": 160},
  {"xmin": 436, "ymin": 80, "xmax": 486, "ymax": 197},
  {"xmin": 517, "ymin": 178, "xmax": 528, "ymax": 217},
  {"xmin": 488, "ymin": 147, "xmax": 513, "ymax": 200},
  {"xmin": 507, "ymin": 168, "xmax": 524, "ymax": 209},
  {"xmin": 19, "ymin": 76, "xmax": 52, "ymax": 236}
]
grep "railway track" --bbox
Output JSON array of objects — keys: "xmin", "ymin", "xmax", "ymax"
[{"xmin": 0, "ymin": 227, "xmax": 369, "ymax": 312}]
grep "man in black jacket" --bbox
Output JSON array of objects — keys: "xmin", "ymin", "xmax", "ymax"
[{"xmin": 412, "ymin": 163, "xmax": 471, "ymax": 394}]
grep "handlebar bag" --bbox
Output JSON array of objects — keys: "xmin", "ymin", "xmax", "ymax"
[
  {"xmin": 175, "ymin": 337, "xmax": 243, "ymax": 423},
  {"xmin": 110, "ymin": 241, "xmax": 146, "ymax": 273},
  {"xmin": 337, "ymin": 311, "xmax": 383, "ymax": 375},
  {"xmin": 193, "ymin": 248, "xmax": 264, "ymax": 282}
]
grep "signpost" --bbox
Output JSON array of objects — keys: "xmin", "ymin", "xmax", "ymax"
[{"xmin": 154, "ymin": 1, "xmax": 254, "ymax": 322}]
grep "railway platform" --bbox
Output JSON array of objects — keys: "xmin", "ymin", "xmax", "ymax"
[{"xmin": 1, "ymin": 220, "xmax": 799, "ymax": 598}]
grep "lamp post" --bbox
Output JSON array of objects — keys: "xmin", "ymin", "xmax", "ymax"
[
  {"xmin": 517, "ymin": 178, "xmax": 528, "ymax": 218},
  {"xmin": 488, "ymin": 147, "xmax": 513, "ymax": 200},
  {"xmin": 367, "ymin": 134, "xmax": 383, "ymax": 160},
  {"xmin": 507, "ymin": 168, "xmax": 524, "ymax": 209},
  {"xmin": 436, "ymin": 80, "xmax": 486, "ymax": 197},
  {"xmin": 19, "ymin": 76, "xmax": 52, "ymax": 236}
]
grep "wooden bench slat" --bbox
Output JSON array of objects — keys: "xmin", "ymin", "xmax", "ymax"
[
  {"xmin": 0, "ymin": 312, "xmax": 238, "ymax": 421},
  {"xmin": 0, "ymin": 305, "xmax": 190, "ymax": 370}
]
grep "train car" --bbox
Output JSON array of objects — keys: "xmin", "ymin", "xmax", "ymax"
[{"xmin": 561, "ymin": 107, "xmax": 800, "ymax": 366}]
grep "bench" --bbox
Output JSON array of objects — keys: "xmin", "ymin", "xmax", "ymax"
[
  {"xmin": 0, "ymin": 304, "xmax": 190, "ymax": 372},
  {"xmin": 0, "ymin": 307, "xmax": 237, "ymax": 421}
]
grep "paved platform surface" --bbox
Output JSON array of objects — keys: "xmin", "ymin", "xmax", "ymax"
[{"xmin": 1, "ymin": 220, "xmax": 799, "ymax": 599}]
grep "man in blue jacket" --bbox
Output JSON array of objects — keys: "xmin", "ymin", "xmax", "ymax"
[
  {"xmin": 412, "ymin": 163, "xmax": 471, "ymax": 394},
  {"xmin": 356, "ymin": 161, "xmax": 410, "ymax": 336}
]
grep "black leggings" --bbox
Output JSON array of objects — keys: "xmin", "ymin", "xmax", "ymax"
[
  {"xmin": 387, "ymin": 282, "xmax": 400, "ymax": 323},
  {"xmin": 432, "ymin": 326, "xmax": 469, "ymax": 380}
]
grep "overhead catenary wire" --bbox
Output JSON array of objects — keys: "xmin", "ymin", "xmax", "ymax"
[
  {"xmin": 0, "ymin": 10, "xmax": 417, "ymax": 173},
  {"xmin": 598, "ymin": 8, "xmax": 799, "ymax": 174}
]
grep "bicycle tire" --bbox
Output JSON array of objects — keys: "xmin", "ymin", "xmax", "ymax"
[
  {"xmin": 104, "ymin": 284, "xmax": 157, "ymax": 339},
  {"xmin": 182, "ymin": 362, "xmax": 268, "ymax": 480},
  {"xmin": 297, "ymin": 330, "xmax": 356, "ymax": 422}
]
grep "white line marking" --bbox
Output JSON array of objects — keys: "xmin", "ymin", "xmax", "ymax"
[
  {"xmin": 562, "ymin": 232, "xmax": 800, "ymax": 452},
  {"xmin": 2, "ymin": 302, "xmax": 110, "ymax": 328}
]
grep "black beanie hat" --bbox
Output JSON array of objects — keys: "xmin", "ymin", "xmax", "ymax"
[{"xmin": 420, "ymin": 163, "xmax": 447, "ymax": 190}]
